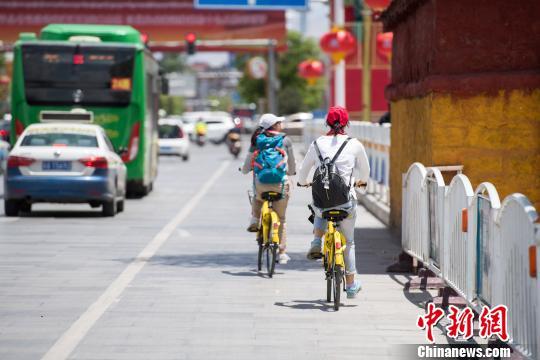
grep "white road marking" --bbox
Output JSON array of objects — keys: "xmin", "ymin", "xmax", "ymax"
[
  {"xmin": 0, "ymin": 218, "xmax": 19, "ymax": 223},
  {"xmin": 41, "ymin": 160, "xmax": 231, "ymax": 360}
]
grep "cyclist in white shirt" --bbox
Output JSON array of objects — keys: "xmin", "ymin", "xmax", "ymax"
[{"xmin": 297, "ymin": 106, "xmax": 370, "ymax": 298}]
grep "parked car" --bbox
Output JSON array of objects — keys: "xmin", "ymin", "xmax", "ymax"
[
  {"xmin": 282, "ymin": 112, "xmax": 313, "ymax": 137},
  {"xmin": 4, "ymin": 123, "xmax": 127, "ymax": 217},
  {"xmin": 158, "ymin": 117, "xmax": 189, "ymax": 161},
  {"xmin": 181, "ymin": 111, "xmax": 235, "ymax": 143}
]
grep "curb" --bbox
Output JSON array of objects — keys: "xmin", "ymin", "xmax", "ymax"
[{"xmin": 357, "ymin": 191, "xmax": 390, "ymax": 226}]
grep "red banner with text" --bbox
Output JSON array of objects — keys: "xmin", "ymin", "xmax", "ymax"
[{"xmin": 0, "ymin": 0, "xmax": 286, "ymax": 44}]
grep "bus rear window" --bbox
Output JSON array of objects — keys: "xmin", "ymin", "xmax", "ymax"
[{"xmin": 22, "ymin": 44, "xmax": 135, "ymax": 107}]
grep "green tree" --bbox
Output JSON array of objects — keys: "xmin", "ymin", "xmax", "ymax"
[
  {"xmin": 237, "ymin": 31, "xmax": 325, "ymax": 115},
  {"xmin": 159, "ymin": 53, "xmax": 187, "ymax": 74},
  {"xmin": 159, "ymin": 95, "xmax": 185, "ymax": 115},
  {"xmin": 0, "ymin": 53, "xmax": 9, "ymax": 115},
  {"xmin": 208, "ymin": 95, "xmax": 232, "ymax": 112}
]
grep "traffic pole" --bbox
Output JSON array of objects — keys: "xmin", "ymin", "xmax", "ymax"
[
  {"xmin": 267, "ymin": 40, "xmax": 278, "ymax": 114},
  {"xmin": 334, "ymin": 0, "xmax": 346, "ymax": 107}
]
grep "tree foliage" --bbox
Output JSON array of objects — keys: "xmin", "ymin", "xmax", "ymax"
[
  {"xmin": 159, "ymin": 53, "xmax": 187, "ymax": 74},
  {"xmin": 207, "ymin": 95, "xmax": 232, "ymax": 112},
  {"xmin": 236, "ymin": 31, "xmax": 325, "ymax": 115},
  {"xmin": 159, "ymin": 95, "xmax": 185, "ymax": 115}
]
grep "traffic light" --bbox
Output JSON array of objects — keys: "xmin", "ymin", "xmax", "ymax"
[{"xmin": 185, "ymin": 33, "xmax": 196, "ymax": 55}]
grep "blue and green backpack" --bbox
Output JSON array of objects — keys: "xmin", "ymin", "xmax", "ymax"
[{"xmin": 252, "ymin": 133, "xmax": 287, "ymax": 184}]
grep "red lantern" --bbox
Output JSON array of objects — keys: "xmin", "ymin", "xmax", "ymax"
[
  {"xmin": 376, "ymin": 32, "xmax": 393, "ymax": 62},
  {"xmin": 298, "ymin": 60, "xmax": 324, "ymax": 86},
  {"xmin": 319, "ymin": 28, "xmax": 356, "ymax": 64},
  {"xmin": 0, "ymin": 75, "xmax": 9, "ymax": 85},
  {"xmin": 364, "ymin": 0, "xmax": 391, "ymax": 11}
]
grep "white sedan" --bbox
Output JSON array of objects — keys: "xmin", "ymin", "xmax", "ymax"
[
  {"xmin": 158, "ymin": 118, "xmax": 190, "ymax": 161},
  {"xmin": 182, "ymin": 111, "xmax": 235, "ymax": 142},
  {"xmin": 4, "ymin": 123, "xmax": 127, "ymax": 217}
]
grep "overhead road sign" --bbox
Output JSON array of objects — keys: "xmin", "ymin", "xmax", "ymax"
[{"xmin": 195, "ymin": 0, "xmax": 308, "ymax": 10}]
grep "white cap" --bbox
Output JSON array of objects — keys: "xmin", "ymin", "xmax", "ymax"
[{"xmin": 259, "ymin": 113, "xmax": 285, "ymax": 130}]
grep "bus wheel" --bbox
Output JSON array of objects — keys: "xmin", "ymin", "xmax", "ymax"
[{"xmin": 127, "ymin": 181, "xmax": 149, "ymax": 198}]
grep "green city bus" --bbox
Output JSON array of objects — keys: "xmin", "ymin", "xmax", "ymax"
[{"xmin": 10, "ymin": 24, "xmax": 161, "ymax": 196}]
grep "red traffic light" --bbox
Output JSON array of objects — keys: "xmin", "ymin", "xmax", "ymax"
[{"xmin": 185, "ymin": 33, "xmax": 196, "ymax": 43}]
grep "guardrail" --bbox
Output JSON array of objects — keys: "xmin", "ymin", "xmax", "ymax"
[
  {"xmin": 402, "ymin": 162, "xmax": 539, "ymax": 359},
  {"xmin": 303, "ymin": 120, "xmax": 390, "ymax": 205}
]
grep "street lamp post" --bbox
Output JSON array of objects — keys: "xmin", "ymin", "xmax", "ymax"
[
  {"xmin": 334, "ymin": 0, "xmax": 346, "ymax": 107},
  {"xmin": 267, "ymin": 40, "xmax": 278, "ymax": 114}
]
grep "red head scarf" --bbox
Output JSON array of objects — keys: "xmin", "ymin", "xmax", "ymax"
[{"xmin": 326, "ymin": 106, "xmax": 349, "ymax": 135}]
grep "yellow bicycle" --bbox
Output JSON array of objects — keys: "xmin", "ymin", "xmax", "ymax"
[
  {"xmin": 320, "ymin": 208, "xmax": 349, "ymax": 311},
  {"xmin": 301, "ymin": 182, "xmax": 365, "ymax": 310},
  {"xmin": 250, "ymin": 190, "xmax": 281, "ymax": 277}
]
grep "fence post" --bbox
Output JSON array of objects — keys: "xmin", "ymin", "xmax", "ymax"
[{"xmin": 494, "ymin": 194, "xmax": 538, "ymax": 359}]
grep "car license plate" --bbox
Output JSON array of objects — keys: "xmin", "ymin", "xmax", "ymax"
[
  {"xmin": 42, "ymin": 161, "xmax": 72, "ymax": 171},
  {"xmin": 160, "ymin": 146, "xmax": 172, "ymax": 151}
]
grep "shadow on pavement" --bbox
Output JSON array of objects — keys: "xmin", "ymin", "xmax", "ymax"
[
  {"xmin": 353, "ymin": 227, "xmax": 403, "ymax": 275},
  {"xmin": 221, "ymin": 269, "xmax": 279, "ymax": 278},
  {"xmin": 274, "ymin": 299, "xmax": 357, "ymax": 312},
  {"xmin": 18, "ymin": 210, "xmax": 103, "ymax": 218},
  {"xmin": 356, "ymin": 227, "xmax": 441, "ymax": 319},
  {"xmin": 386, "ymin": 266, "xmax": 434, "ymax": 311},
  {"xmin": 116, "ymin": 251, "xmax": 322, "ymax": 272}
]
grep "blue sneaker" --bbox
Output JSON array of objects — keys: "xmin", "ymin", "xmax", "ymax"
[
  {"xmin": 346, "ymin": 279, "xmax": 362, "ymax": 299},
  {"xmin": 306, "ymin": 238, "xmax": 322, "ymax": 260}
]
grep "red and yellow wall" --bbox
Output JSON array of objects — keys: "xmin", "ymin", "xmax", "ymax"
[{"xmin": 382, "ymin": 0, "xmax": 540, "ymax": 228}]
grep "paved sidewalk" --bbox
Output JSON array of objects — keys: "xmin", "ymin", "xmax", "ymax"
[
  {"xmin": 0, "ymin": 145, "xmax": 447, "ymax": 360},
  {"xmin": 68, "ymin": 160, "xmax": 445, "ymax": 359}
]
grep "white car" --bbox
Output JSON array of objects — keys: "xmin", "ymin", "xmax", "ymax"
[
  {"xmin": 283, "ymin": 112, "xmax": 313, "ymax": 137},
  {"xmin": 4, "ymin": 123, "xmax": 127, "ymax": 217},
  {"xmin": 158, "ymin": 118, "xmax": 190, "ymax": 161},
  {"xmin": 182, "ymin": 111, "xmax": 235, "ymax": 142}
]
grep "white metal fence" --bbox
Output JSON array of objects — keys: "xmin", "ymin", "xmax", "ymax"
[
  {"xmin": 303, "ymin": 120, "xmax": 391, "ymax": 205},
  {"xmin": 402, "ymin": 162, "xmax": 539, "ymax": 359}
]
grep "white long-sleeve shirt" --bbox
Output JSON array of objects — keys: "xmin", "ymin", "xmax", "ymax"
[{"xmin": 298, "ymin": 135, "xmax": 370, "ymax": 198}]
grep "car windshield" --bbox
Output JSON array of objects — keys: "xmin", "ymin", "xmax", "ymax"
[
  {"xmin": 21, "ymin": 133, "xmax": 98, "ymax": 147},
  {"xmin": 158, "ymin": 125, "xmax": 181, "ymax": 139}
]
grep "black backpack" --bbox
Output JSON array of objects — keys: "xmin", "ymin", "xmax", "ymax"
[{"xmin": 312, "ymin": 137, "xmax": 352, "ymax": 209}]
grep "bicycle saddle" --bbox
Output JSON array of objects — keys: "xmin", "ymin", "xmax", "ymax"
[
  {"xmin": 322, "ymin": 209, "xmax": 349, "ymax": 221},
  {"xmin": 261, "ymin": 191, "xmax": 282, "ymax": 201}
]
